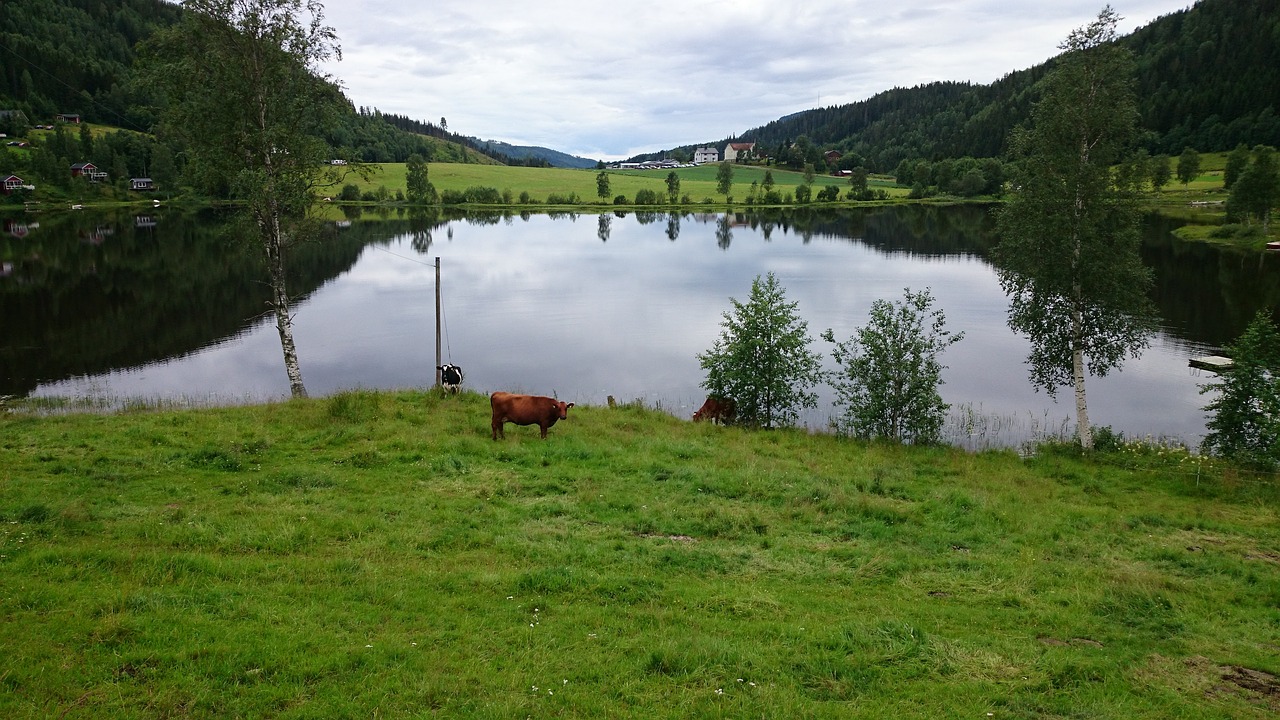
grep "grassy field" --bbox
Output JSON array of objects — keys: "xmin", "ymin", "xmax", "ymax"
[
  {"xmin": 344, "ymin": 162, "xmax": 907, "ymax": 205},
  {"xmin": 2, "ymin": 390, "xmax": 1278, "ymax": 718}
]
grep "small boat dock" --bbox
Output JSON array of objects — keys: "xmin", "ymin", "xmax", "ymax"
[{"xmin": 1189, "ymin": 355, "xmax": 1234, "ymax": 372}]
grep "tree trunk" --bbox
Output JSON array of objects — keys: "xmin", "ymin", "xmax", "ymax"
[
  {"xmin": 264, "ymin": 213, "xmax": 307, "ymax": 399},
  {"xmin": 1072, "ymin": 315, "xmax": 1091, "ymax": 450}
]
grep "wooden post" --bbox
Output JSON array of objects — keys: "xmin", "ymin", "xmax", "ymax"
[{"xmin": 435, "ymin": 257, "xmax": 442, "ymax": 389}]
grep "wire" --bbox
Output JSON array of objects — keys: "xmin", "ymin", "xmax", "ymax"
[
  {"xmin": 367, "ymin": 243, "xmax": 457, "ymax": 365},
  {"xmin": 0, "ymin": 39, "xmax": 151, "ymax": 134}
]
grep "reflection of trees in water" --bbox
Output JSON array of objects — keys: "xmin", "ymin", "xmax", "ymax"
[
  {"xmin": 665, "ymin": 205, "xmax": 997, "ymax": 257},
  {"xmin": 857, "ymin": 205, "xmax": 997, "ymax": 257},
  {"xmin": 716, "ymin": 216, "xmax": 732, "ymax": 250},
  {"xmin": 0, "ymin": 209, "xmax": 370, "ymax": 397},
  {"xmin": 1140, "ymin": 213, "xmax": 1280, "ymax": 346},
  {"xmin": 6, "ymin": 206, "xmax": 1273, "ymax": 396},
  {"xmin": 597, "ymin": 214, "xmax": 611, "ymax": 243},
  {"xmin": 408, "ymin": 208, "xmax": 439, "ymax": 254}
]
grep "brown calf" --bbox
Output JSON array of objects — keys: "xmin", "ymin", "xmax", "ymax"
[
  {"xmin": 692, "ymin": 396, "xmax": 736, "ymax": 425},
  {"xmin": 491, "ymin": 392, "xmax": 575, "ymax": 440}
]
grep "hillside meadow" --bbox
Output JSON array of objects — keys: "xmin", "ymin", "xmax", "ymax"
[
  {"xmin": 343, "ymin": 162, "xmax": 907, "ymax": 205},
  {"xmin": 2, "ymin": 389, "xmax": 1278, "ymax": 718}
]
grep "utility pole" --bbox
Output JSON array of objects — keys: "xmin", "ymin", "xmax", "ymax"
[{"xmin": 435, "ymin": 257, "xmax": 442, "ymax": 389}]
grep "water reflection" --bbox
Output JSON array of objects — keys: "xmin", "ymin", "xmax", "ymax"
[{"xmin": 4, "ymin": 205, "xmax": 1278, "ymax": 448}]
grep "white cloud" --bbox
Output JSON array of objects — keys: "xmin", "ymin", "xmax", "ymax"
[{"xmin": 318, "ymin": 0, "xmax": 1193, "ymax": 160}]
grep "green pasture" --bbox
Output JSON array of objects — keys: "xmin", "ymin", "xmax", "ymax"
[
  {"xmin": 2, "ymin": 390, "xmax": 1277, "ymax": 718},
  {"xmin": 344, "ymin": 162, "xmax": 908, "ymax": 204}
]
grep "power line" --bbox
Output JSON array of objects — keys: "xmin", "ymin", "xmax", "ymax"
[{"xmin": 0, "ymin": 39, "xmax": 151, "ymax": 134}]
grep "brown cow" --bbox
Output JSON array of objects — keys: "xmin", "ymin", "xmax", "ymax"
[
  {"xmin": 491, "ymin": 392, "xmax": 575, "ymax": 440},
  {"xmin": 692, "ymin": 396, "xmax": 735, "ymax": 425}
]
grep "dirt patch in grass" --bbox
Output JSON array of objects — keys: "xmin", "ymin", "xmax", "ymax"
[
  {"xmin": 1144, "ymin": 655, "xmax": 1280, "ymax": 713},
  {"xmin": 1037, "ymin": 636, "xmax": 1103, "ymax": 648},
  {"xmin": 1218, "ymin": 663, "xmax": 1280, "ymax": 702},
  {"xmin": 639, "ymin": 533, "xmax": 697, "ymax": 543}
]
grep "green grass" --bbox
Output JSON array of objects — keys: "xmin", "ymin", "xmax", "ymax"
[
  {"xmin": 2, "ymin": 390, "xmax": 1278, "ymax": 718},
  {"xmin": 341, "ymin": 162, "xmax": 908, "ymax": 205}
]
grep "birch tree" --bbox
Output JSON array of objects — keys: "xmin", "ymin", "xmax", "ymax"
[
  {"xmin": 698, "ymin": 273, "xmax": 823, "ymax": 429},
  {"xmin": 994, "ymin": 6, "xmax": 1156, "ymax": 449},
  {"xmin": 143, "ymin": 0, "xmax": 348, "ymax": 398}
]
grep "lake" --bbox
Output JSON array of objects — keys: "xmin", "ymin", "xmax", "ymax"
[{"xmin": 4, "ymin": 205, "xmax": 1278, "ymax": 449}]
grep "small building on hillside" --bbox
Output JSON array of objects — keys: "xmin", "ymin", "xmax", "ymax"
[
  {"xmin": 56, "ymin": 113, "xmax": 82, "ymax": 124},
  {"xmin": 3, "ymin": 174, "xmax": 26, "ymax": 194},
  {"xmin": 693, "ymin": 146, "xmax": 719, "ymax": 163},
  {"xmin": 723, "ymin": 142, "xmax": 756, "ymax": 162},
  {"xmin": 130, "ymin": 177, "xmax": 155, "ymax": 192},
  {"xmin": 71, "ymin": 162, "xmax": 107, "ymax": 182},
  {"xmin": 0, "ymin": 109, "xmax": 30, "ymax": 126}
]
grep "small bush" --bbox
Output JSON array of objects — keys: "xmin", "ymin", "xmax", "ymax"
[
  {"xmin": 634, "ymin": 188, "xmax": 661, "ymax": 205},
  {"xmin": 1208, "ymin": 223, "xmax": 1264, "ymax": 240},
  {"xmin": 463, "ymin": 186, "xmax": 501, "ymax": 204},
  {"xmin": 1201, "ymin": 310, "xmax": 1280, "ymax": 469}
]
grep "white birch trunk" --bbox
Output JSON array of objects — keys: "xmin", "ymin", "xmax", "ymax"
[
  {"xmin": 1072, "ymin": 337, "xmax": 1091, "ymax": 449},
  {"xmin": 265, "ymin": 203, "xmax": 307, "ymax": 399}
]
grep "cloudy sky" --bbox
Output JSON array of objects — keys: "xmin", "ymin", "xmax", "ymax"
[{"xmin": 318, "ymin": 0, "xmax": 1193, "ymax": 161}]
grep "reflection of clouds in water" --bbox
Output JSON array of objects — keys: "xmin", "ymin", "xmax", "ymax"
[{"xmin": 35, "ymin": 211, "xmax": 1212, "ymax": 444}]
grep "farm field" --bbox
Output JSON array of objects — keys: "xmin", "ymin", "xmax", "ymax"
[
  {"xmin": 344, "ymin": 162, "xmax": 907, "ymax": 204},
  {"xmin": 2, "ymin": 390, "xmax": 1278, "ymax": 718}
]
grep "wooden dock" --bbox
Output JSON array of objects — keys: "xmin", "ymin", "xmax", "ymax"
[{"xmin": 1189, "ymin": 355, "xmax": 1234, "ymax": 372}]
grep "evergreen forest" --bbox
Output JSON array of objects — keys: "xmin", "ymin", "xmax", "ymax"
[{"xmin": 640, "ymin": 0, "xmax": 1280, "ymax": 173}]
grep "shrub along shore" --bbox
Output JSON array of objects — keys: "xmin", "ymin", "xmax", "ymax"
[{"xmin": 2, "ymin": 389, "xmax": 1277, "ymax": 718}]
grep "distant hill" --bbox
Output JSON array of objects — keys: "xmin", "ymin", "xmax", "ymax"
[
  {"xmin": 472, "ymin": 139, "xmax": 599, "ymax": 169},
  {"xmin": 637, "ymin": 0, "xmax": 1280, "ymax": 172},
  {"xmin": 0, "ymin": 0, "xmax": 512, "ymax": 166}
]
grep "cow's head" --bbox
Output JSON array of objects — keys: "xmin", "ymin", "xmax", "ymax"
[{"xmin": 556, "ymin": 400, "xmax": 575, "ymax": 419}]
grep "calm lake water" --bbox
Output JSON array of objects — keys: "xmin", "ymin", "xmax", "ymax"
[{"xmin": 4, "ymin": 205, "xmax": 1278, "ymax": 448}]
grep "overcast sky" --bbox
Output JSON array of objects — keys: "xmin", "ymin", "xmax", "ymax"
[{"xmin": 317, "ymin": 1, "xmax": 1193, "ymax": 161}]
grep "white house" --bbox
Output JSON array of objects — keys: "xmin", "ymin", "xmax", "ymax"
[
  {"xmin": 723, "ymin": 142, "xmax": 756, "ymax": 162},
  {"xmin": 693, "ymin": 146, "xmax": 719, "ymax": 163}
]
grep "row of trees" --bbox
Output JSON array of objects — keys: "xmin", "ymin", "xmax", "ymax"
[
  {"xmin": 702, "ymin": 270, "xmax": 1278, "ymax": 467},
  {"xmin": 698, "ymin": 272, "xmax": 963, "ymax": 444},
  {"xmin": 1225, "ymin": 144, "xmax": 1279, "ymax": 232},
  {"xmin": 893, "ymin": 156, "xmax": 1006, "ymax": 198}
]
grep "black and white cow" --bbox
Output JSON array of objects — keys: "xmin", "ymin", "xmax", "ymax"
[{"xmin": 438, "ymin": 364, "xmax": 464, "ymax": 394}]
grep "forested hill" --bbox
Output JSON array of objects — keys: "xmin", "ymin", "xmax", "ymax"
[
  {"xmin": 645, "ymin": 0, "xmax": 1279, "ymax": 172},
  {"xmin": 0, "ymin": 0, "xmax": 516, "ymax": 165},
  {"xmin": 0, "ymin": 0, "xmax": 181, "ymax": 131}
]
